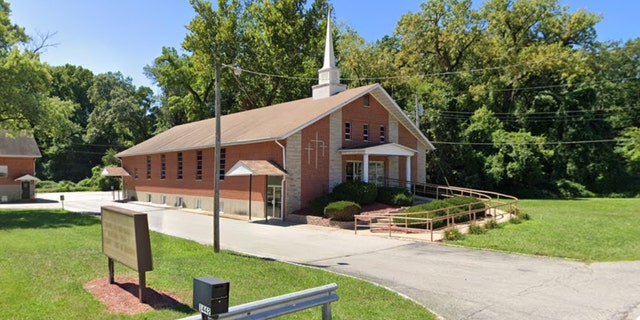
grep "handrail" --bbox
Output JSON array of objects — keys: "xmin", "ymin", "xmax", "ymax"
[{"xmin": 356, "ymin": 182, "xmax": 518, "ymax": 241}]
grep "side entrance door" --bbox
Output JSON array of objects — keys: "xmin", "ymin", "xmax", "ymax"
[
  {"xmin": 21, "ymin": 181, "xmax": 30, "ymax": 200},
  {"xmin": 266, "ymin": 176, "xmax": 283, "ymax": 219}
]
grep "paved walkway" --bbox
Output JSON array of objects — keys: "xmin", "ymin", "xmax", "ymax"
[{"xmin": 3, "ymin": 191, "xmax": 640, "ymax": 320}]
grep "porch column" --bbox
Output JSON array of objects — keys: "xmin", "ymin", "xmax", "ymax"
[
  {"xmin": 405, "ymin": 156, "xmax": 412, "ymax": 189},
  {"xmin": 363, "ymin": 154, "xmax": 369, "ymax": 183}
]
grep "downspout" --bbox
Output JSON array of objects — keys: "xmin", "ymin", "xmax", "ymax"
[
  {"xmin": 118, "ymin": 157, "xmax": 125, "ymax": 201},
  {"xmin": 275, "ymin": 139, "xmax": 286, "ymax": 170},
  {"xmin": 275, "ymin": 139, "xmax": 287, "ymax": 220}
]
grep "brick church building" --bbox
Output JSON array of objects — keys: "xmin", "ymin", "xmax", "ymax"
[{"xmin": 116, "ymin": 16, "xmax": 434, "ymax": 220}]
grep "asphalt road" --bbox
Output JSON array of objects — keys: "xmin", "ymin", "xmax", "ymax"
[{"xmin": 3, "ymin": 191, "xmax": 640, "ymax": 320}]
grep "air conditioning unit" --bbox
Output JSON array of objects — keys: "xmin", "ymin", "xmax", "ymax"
[{"xmin": 1, "ymin": 195, "xmax": 8, "ymax": 203}]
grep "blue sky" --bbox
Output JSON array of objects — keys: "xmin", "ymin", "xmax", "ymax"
[{"xmin": 9, "ymin": 0, "xmax": 639, "ymax": 92}]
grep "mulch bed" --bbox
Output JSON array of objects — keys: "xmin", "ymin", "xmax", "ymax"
[{"xmin": 84, "ymin": 276, "xmax": 186, "ymax": 315}]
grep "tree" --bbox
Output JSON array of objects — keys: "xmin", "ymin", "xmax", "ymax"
[
  {"xmin": 485, "ymin": 129, "xmax": 552, "ymax": 194},
  {"xmin": 86, "ymin": 72, "xmax": 156, "ymax": 148},
  {"xmin": 0, "ymin": 1, "xmax": 74, "ymax": 134},
  {"xmin": 337, "ymin": 27, "xmax": 398, "ymax": 89},
  {"xmin": 616, "ymin": 127, "xmax": 640, "ymax": 176},
  {"xmin": 145, "ymin": 0, "xmax": 330, "ymax": 128},
  {"xmin": 36, "ymin": 65, "xmax": 96, "ymax": 181}
]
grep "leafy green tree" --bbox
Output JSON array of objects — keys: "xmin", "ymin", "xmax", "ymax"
[
  {"xmin": 146, "ymin": 0, "xmax": 329, "ymax": 128},
  {"xmin": 86, "ymin": 72, "xmax": 156, "ymax": 148},
  {"xmin": 37, "ymin": 65, "xmax": 96, "ymax": 181},
  {"xmin": 78, "ymin": 148, "xmax": 121, "ymax": 191},
  {"xmin": 616, "ymin": 127, "xmax": 640, "ymax": 176},
  {"xmin": 485, "ymin": 129, "xmax": 552, "ymax": 194},
  {"xmin": 337, "ymin": 28, "xmax": 398, "ymax": 89},
  {"xmin": 0, "ymin": 0, "xmax": 75, "ymax": 134}
]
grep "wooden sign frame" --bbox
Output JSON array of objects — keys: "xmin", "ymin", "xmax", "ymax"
[{"xmin": 101, "ymin": 206, "xmax": 153, "ymax": 302}]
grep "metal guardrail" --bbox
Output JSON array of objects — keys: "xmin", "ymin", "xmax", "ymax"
[{"xmin": 181, "ymin": 283, "xmax": 339, "ymax": 320}]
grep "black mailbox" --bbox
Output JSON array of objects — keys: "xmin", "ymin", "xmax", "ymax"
[{"xmin": 193, "ymin": 276, "xmax": 230, "ymax": 316}]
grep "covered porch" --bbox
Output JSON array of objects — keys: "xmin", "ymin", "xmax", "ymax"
[{"xmin": 338, "ymin": 143, "xmax": 416, "ymax": 189}]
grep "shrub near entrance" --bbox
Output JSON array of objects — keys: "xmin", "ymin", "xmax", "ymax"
[
  {"xmin": 332, "ymin": 181, "xmax": 378, "ymax": 205},
  {"xmin": 377, "ymin": 187, "xmax": 414, "ymax": 206},
  {"xmin": 324, "ymin": 201, "xmax": 361, "ymax": 221}
]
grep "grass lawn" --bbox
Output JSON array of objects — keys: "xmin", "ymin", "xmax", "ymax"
[
  {"xmin": 452, "ymin": 198, "xmax": 640, "ymax": 262},
  {"xmin": 0, "ymin": 209, "xmax": 436, "ymax": 320}
]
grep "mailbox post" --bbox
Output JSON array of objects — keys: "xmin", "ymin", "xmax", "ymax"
[
  {"xmin": 193, "ymin": 276, "xmax": 230, "ymax": 319},
  {"xmin": 60, "ymin": 194, "xmax": 64, "ymax": 210}
]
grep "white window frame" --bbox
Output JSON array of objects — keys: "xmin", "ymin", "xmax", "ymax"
[
  {"xmin": 346, "ymin": 161, "xmax": 384, "ymax": 185},
  {"xmin": 344, "ymin": 122, "xmax": 352, "ymax": 140},
  {"xmin": 363, "ymin": 124, "xmax": 369, "ymax": 142},
  {"xmin": 0, "ymin": 165, "xmax": 7, "ymax": 178}
]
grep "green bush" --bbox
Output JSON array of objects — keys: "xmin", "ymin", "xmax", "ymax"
[
  {"xmin": 468, "ymin": 222, "xmax": 486, "ymax": 235},
  {"xmin": 555, "ymin": 179, "xmax": 595, "ymax": 198},
  {"xmin": 443, "ymin": 227, "xmax": 464, "ymax": 241},
  {"xmin": 484, "ymin": 219, "xmax": 500, "ymax": 230},
  {"xmin": 36, "ymin": 179, "xmax": 100, "ymax": 193},
  {"xmin": 324, "ymin": 201, "xmax": 361, "ymax": 221},
  {"xmin": 518, "ymin": 211, "xmax": 531, "ymax": 220},
  {"xmin": 377, "ymin": 187, "xmax": 414, "ymax": 206},
  {"xmin": 399, "ymin": 196, "xmax": 485, "ymax": 229},
  {"xmin": 36, "ymin": 180, "xmax": 58, "ymax": 190},
  {"xmin": 332, "ymin": 181, "xmax": 378, "ymax": 205},
  {"xmin": 308, "ymin": 195, "xmax": 333, "ymax": 217},
  {"xmin": 442, "ymin": 196, "xmax": 486, "ymax": 223},
  {"xmin": 509, "ymin": 216, "xmax": 523, "ymax": 224}
]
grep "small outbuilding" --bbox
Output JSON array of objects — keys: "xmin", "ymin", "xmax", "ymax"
[{"xmin": 0, "ymin": 131, "xmax": 42, "ymax": 202}]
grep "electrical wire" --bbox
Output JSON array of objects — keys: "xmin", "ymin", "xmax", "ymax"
[{"xmin": 431, "ymin": 138, "xmax": 626, "ymax": 146}]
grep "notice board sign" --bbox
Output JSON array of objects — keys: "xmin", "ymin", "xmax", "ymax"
[{"xmin": 101, "ymin": 206, "xmax": 153, "ymax": 272}]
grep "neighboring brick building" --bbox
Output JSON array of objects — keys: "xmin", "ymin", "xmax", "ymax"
[
  {"xmin": 0, "ymin": 131, "xmax": 41, "ymax": 202},
  {"xmin": 116, "ymin": 17, "xmax": 435, "ymax": 220}
]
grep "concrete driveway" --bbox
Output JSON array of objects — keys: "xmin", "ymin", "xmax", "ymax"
[{"xmin": 3, "ymin": 191, "xmax": 640, "ymax": 320}]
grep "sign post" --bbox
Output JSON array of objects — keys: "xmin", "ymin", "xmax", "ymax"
[{"xmin": 101, "ymin": 206, "xmax": 153, "ymax": 302}]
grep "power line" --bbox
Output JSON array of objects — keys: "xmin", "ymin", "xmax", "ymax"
[
  {"xmin": 432, "ymin": 139, "xmax": 624, "ymax": 146},
  {"xmin": 436, "ymin": 105, "xmax": 640, "ymax": 116},
  {"xmin": 236, "ymin": 57, "xmax": 562, "ymax": 81}
]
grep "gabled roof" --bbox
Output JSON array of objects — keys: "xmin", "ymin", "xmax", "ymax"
[
  {"xmin": 226, "ymin": 160, "xmax": 287, "ymax": 177},
  {"xmin": 14, "ymin": 174, "xmax": 39, "ymax": 181},
  {"xmin": 101, "ymin": 167, "xmax": 131, "ymax": 177},
  {"xmin": 116, "ymin": 84, "xmax": 434, "ymax": 157},
  {"xmin": 0, "ymin": 131, "xmax": 41, "ymax": 158}
]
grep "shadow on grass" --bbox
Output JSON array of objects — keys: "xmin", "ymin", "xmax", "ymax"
[
  {"xmin": 0, "ymin": 209, "xmax": 100, "ymax": 230},
  {"xmin": 116, "ymin": 281, "xmax": 193, "ymax": 314}
]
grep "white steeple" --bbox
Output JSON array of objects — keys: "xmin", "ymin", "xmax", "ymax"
[{"xmin": 312, "ymin": 9, "xmax": 346, "ymax": 100}]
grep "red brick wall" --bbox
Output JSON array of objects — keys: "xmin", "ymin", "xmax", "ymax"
[
  {"xmin": 300, "ymin": 116, "xmax": 331, "ymax": 206},
  {"xmin": 341, "ymin": 94, "xmax": 389, "ymax": 148},
  {"xmin": 121, "ymin": 141, "xmax": 284, "ymax": 202},
  {"xmin": 0, "ymin": 157, "xmax": 36, "ymax": 186}
]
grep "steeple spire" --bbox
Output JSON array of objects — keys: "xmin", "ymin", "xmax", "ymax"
[
  {"xmin": 312, "ymin": 8, "xmax": 346, "ymax": 100},
  {"xmin": 322, "ymin": 9, "xmax": 336, "ymax": 69}
]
